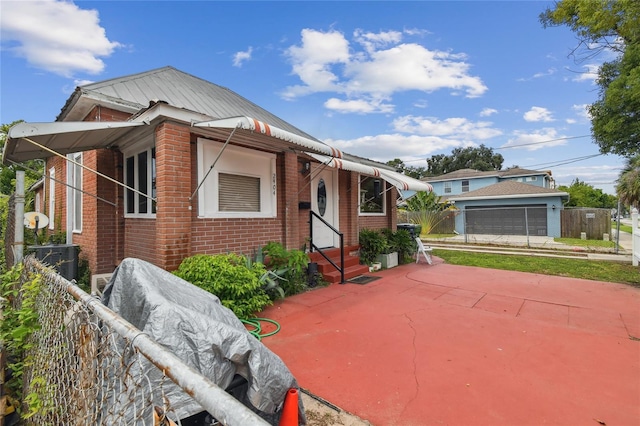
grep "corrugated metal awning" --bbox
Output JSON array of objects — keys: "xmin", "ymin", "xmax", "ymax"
[
  {"xmin": 306, "ymin": 153, "xmax": 381, "ymax": 176},
  {"xmin": 2, "ymin": 121, "xmax": 148, "ymax": 163},
  {"xmin": 193, "ymin": 116, "xmax": 343, "ymax": 158}
]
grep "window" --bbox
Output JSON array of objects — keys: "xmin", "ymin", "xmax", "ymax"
[
  {"xmin": 526, "ymin": 176, "xmax": 538, "ymax": 182},
  {"xmin": 49, "ymin": 167, "xmax": 55, "ymax": 230},
  {"xmin": 71, "ymin": 153, "xmax": 82, "ymax": 232},
  {"xmin": 124, "ymin": 147, "xmax": 156, "ymax": 216},
  {"xmin": 461, "ymin": 180, "xmax": 470, "ymax": 192},
  {"xmin": 359, "ymin": 177, "xmax": 385, "ymax": 215},
  {"xmin": 218, "ymin": 173, "xmax": 260, "ymax": 212},
  {"xmin": 444, "ymin": 181, "xmax": 452, "ymax": 194},
  {"xmin": 197, "ymin": 139, "xmax": 276, "ymax": 218}
]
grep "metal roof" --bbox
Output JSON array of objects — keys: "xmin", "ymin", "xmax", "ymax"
[{"xmin": 58, "ymin": 66, "xmax": 318, "ymax": 141}]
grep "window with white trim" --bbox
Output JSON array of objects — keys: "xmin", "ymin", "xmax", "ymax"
[
  {"xmin": 359, "ymin": 177, "xmax": 385, "ymax": 215},
  {"xmin": 71, "ymin": 152, "xmax": 82, "ymax": 232},
  {"xmin": 197, "ymin": 139, "xmax": 277, "ymax": 218},
  {"xmin": 461, "ymin": 180, "xmax": 470, "ymax": 192},
  {"xmin": 49, "ymin": 167, "xmax": 55, "ymax": 230},
  {"xmin": 444, "ymin": 181, "xmax": 452, "ymax": 194},
  {"xmin": 124, "ymin": 147, "xmax": 156, "ymax": 217},
  {"xmin": 526, "ymin": 176, "xmax": 538, "ymax": 182}
]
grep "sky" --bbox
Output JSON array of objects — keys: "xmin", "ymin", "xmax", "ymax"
[{"xmin": 0, "ymin": 0, "xmax": 627, "ymax": 195}]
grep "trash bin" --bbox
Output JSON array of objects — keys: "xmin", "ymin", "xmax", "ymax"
[
  {"xmin": 397, "ymin": 223, "xmax": 419, "ymax": 239},
  {"xmin": 28, "ymin": 244, "xmax": 79, "ymax": 281}
]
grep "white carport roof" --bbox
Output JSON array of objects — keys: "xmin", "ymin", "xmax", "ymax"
[{"xmin": 2, "ymin": 121, "xmax": 149, "ymax": 163}]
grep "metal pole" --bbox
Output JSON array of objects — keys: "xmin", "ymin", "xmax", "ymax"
[
  {"xmin": 14, "ymin": 171, "xmax": 25, "ymax": 265},
  {"xmin": 615, "ymin": 198, "xmax": 621, "ymax": 254},
  {"xmin": 524, "ymin": 207, "xmax": 530, "ymax": 248}
]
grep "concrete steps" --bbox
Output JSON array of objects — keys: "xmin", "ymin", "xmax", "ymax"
[{"xmin": 309, "ymin": 245, "xmax": 370, "ymax": 284}]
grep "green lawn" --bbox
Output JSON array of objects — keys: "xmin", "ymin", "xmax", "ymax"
[
  {"xmin": 433, "ymin": 249, "xmax": 640, "ymax": 287},
  {"xmin": 613, "ymin": 221, "xmax": 633, "ymax": 234}
]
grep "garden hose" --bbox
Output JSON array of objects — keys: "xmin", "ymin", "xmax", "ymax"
[{"xmin": 241, "ymin": 318, "xmax": 281, "ymax": 340}]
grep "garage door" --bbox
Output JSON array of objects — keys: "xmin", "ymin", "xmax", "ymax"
[{"xmin": 465, "ymin": 205, "xmax": 547, "ymax": 236}]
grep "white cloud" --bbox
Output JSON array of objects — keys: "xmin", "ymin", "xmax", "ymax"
[
  {"xmin": 325, "ymin": 133, "xmax": 472, "ymax": 163},
  {"xmin": 392, "ymin": 115, "xmax": 502, "ymax": 140},
  {"xmin": 233, "ymin": 47, "xmax": 253, "ymax": 67},
  {"xmin": 572, "ymin": 103, "xmax": 591, "ymax": 121},
  {"xmin": 282, "ymin": 28, "xmax": 487, "ymax": 105},
  {"xmin": 281, "ymin": 29, "xmax": 350, "ymax": 98},
  {"xmin": 571, "ymin": 63, "xmax": 599, "ymax": 83},
  {"xmin": 523, "ymin": 106, "xmax": 554, "ymax": 122},
  {"xmin": 565, "ymin": 118, "xmax": 577, "ymax": 124},
  {"xmin": 517, "ymin": 68, "xmax": 556, "ymax": 82},
  {"xmin": 501, "ymin": 128, "xmax": 567, "ymax": 151},
  {"xmin": 0, "ymin": 0, "xmax": 121, "ymax": 77},
  {"xmin": 353, "ymin": 29, "xmax": 403, "ymax": 53},
  {"xmin": 324, "ymin": 97, "xmax": 394, "ymax": 114},
  {"xmin": 479, "ymin": 108, "xmax": 498, "ymax": 117}
]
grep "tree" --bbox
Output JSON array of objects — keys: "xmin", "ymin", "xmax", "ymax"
[
  {"xmin": 385, "ymin": 158, "xmax": 428, "ymax": 179},
  {"xmin": 558, "ymin": 178, "xmax": 617, "ymax": 208},
  {"xmin": 616, "ymin": 155, "xmax": 640, "ymax": 208},
  {"xmin": 426, "ymin": 144, "xmax": 503, "ymax": 176},
  {"xmin": 540, "ymin": 0, "xmax": 640, "ymax": 157},
  {"xmin": 0, "ymin": 121, "xmax": 43, "ymax": 196}
]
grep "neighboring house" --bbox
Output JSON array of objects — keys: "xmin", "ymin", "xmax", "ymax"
[
  {"xmin": 3, "ymin": 66, "xmax": 431, "ymax": 280},
  {"xmin": 423, "ymin": 168, "xmax": 568, "ymax": 237}
]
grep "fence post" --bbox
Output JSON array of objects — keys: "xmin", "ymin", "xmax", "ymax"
[
  {"xmin": 13, "ymin": 171, "xmax": 25, "ymax": 265},
  {"xmin": 632, "ymin": 208, "xmax": 638, "ymax": 267}
]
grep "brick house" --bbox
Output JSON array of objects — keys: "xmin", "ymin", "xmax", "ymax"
[{"xmin": 4, "ymin": 66, "xmax": 431, "ymax": 282}]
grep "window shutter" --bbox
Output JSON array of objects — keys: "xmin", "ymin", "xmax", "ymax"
[{"xmin": 219, "ymin": 173, "xmax": 261, "ymax": 212}]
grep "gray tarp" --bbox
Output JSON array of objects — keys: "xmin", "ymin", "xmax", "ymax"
[{"xmin": 101, "ymin": 258, "xmax": 304, "ymax": 424}]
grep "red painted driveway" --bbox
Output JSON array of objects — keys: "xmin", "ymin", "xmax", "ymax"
[{"xmin": 261, "ymin": 258, "xmax": 640, "ymax": 425}]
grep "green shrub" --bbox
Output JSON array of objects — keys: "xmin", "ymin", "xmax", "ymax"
[
  {"xmin": 173, "ymin": 253, "xmax": 272, "ymax": 318},
  {"xmin": 359, "ymin": 229, "xmax": 388, "ymax": 265},
  {"xmin": 262, "ymin": 241, "xmax": 310, "ymax": 296},
  {"xmin": 390, "ymin": 229, "xmax": 415, "ymax": 264}
]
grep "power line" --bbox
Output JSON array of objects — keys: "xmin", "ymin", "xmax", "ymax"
[
  {"xmin": 401, "ymin": 134, "xmax": 592, "ymax": 164},
  {"xmin": 494, "ymin": 135, "xmax": 591, "ymax": 150},
  {"xmin": 523, "ymin": 153, "xmax": 603, "ymax": 168}
]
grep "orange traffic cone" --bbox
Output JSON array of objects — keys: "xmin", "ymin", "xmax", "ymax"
[{"xmin": 279, "ymin": 387, "xmax": 299, "ymax": 426}]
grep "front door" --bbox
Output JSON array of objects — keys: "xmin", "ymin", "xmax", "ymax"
[{"xmin": 311, "ymin": 165, "xmax": 338, "ymax": 248}]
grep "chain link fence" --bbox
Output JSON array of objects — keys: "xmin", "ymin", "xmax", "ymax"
[{"xmin": 7, "ymin": 256, "xmax": 269, "ymax": 426}]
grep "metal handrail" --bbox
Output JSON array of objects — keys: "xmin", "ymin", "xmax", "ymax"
[{"xmin": 309, "ymin": 210, "xmax": 345, "ymax": 284}]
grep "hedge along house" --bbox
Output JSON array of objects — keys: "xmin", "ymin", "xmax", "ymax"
[{"xmin": 3, "ymin": 66, "xmax": 432, "ymax": 281}]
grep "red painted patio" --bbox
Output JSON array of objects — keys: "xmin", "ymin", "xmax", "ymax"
[{"xmin": 261, "ymin": 257, "xmax": 640, "ymax": 425}]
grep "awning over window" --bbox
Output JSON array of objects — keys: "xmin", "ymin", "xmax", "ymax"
[
  {"xmin": 3, "ymin": 121, "xmax": 149, "ymax": 163},
  {"xmin": 306, "ymin": 153, "xmax": 381, "ymax": 176},
  {"xmin": 306, "ymin": 152, "xmax": 433, "ymax": 196},
  {"xmin": 378, "ymin": 169, "xmax": 433, "ymax": 193},
  {"xmin": 193, "ymin": 116, "xmax": 343, "ymax": 159}
]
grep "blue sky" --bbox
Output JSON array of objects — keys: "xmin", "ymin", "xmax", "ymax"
[{"xmin": 0, "ymin": 0, "xmax": 625, "ymax": 194}]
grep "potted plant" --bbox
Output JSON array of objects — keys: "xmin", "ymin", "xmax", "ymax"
[
  {"xmin": 377, "ymin": 228, "xmax": 398, "ymax": 269},
  {"xmin": 359, "ymin": 229, "xmax": 388, "ymax": 266}
]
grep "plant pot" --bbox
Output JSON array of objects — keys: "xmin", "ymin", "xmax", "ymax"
[
  {"xmin": 377, "ymin": 252, "xmax": 398, "ymax": 269},
  {"xmin": 371, "ymin": 262, "xmax": 382, "ymax": 271}
]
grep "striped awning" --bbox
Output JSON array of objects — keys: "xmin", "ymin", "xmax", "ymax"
[
  {"xmin": 306, "ymin": 153, "xmax": 381, "ymax": 176},
  {"xmin": 378, "ymin": 169, "xmax": 433, "ymax": 192},
  {"xmin": 194, "ymin": 116, "xmax": 343, "ymax": 158}
]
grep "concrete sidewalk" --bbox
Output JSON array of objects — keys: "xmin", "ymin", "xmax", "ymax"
[{"xmin": 261, "ymin": 261, "xmax": 640, "ymax": 425}]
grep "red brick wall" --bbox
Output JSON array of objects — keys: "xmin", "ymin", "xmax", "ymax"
[
  {"xmin": 124, "ymin": 218, "xmax": 157, "ymax": 264},
  {"xmin": 154, "ymin": 122, "xmax": 192, "ymax": 271}
]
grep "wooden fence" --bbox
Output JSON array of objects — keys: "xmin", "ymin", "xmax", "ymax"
[{"xmin": 560, "ymin": 208, "xmax": 611, "ymax": 240}]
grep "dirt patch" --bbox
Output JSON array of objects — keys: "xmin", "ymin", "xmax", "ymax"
[{"xmin": 302, "ymin": 391, "xmax": 371, "ymax": 426}]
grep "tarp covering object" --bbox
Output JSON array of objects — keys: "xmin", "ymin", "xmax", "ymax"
[{"xmin": 101, "ymin": 258, "xmax": 305, "ymax": 425}]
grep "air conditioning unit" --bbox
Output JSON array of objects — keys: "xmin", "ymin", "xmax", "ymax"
[{"xmin": 91, "ymin": 273, "xmax": 113, "ymax": 296}]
